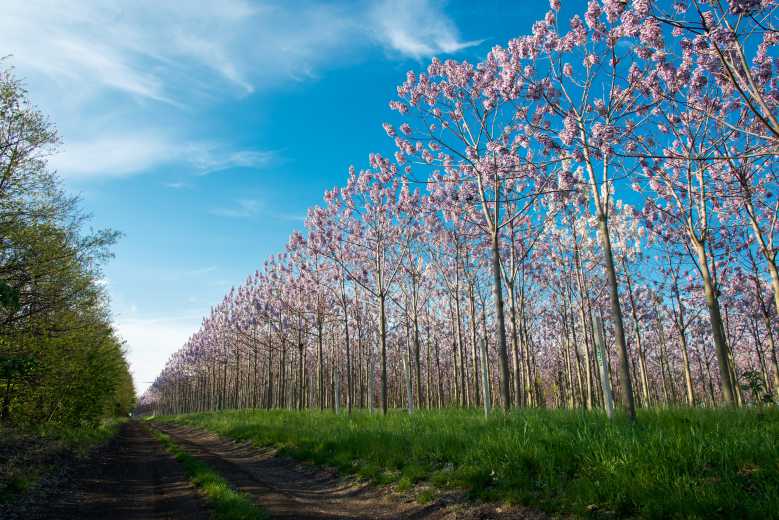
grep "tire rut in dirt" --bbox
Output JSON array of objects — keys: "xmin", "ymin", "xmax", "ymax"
[{"xmin": 153, "ymin": 422, "xmax": 447, "ymax": 520}]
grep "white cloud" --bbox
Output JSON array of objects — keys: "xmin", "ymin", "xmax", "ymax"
[
  {"xmin": 49, "ymin": 133, "xmax": 278, "ymax": 179},
  {"xmin": 1, "ymin": 0, "xmax": 358, "ymax": 104},
  {"xmin": 1, "ymin": 0, "xmax": 480, "ymax": 180},
  {"xmin": 50, "ymin": 134, "xmax": 172, "ymax": 178},
  {"xmin": 189, "ymin": 147, "xmax": 279, "ymax": 175},
  {"xmin": 210, "ymin": 199, "xmax": 261, "ymax": 218},
  {"xmin": 369, "ymin": 0, "xmax": 483, "ymax": 59}
]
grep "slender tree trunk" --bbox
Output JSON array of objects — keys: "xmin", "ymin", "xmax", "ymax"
[
  {"xmin": 341, "ymin": 286, "xmax": 353, "ymax": 414},
  {"xmin": 450, "ymin": 300, "xmax": 461, "ymax": 406},
  {"xmin": 571, "ymin": 231, "xmax": 594, "ymax": 409},
  {"xmin": 623, "ymin": 258, "xmax": 651, "ymax": 407},
  {"xmin": 468, "ymin": 283, "xmax": 481, "ymax": 407},
  {"xmin": 221, "ymin": 342, "xmax": 228, "ymax": 410},
  {"xmin": 508, "ymin": 285, "xmax": 522, "ymax": 406},
  {"xmin": 233, "ymin": 344, "xmax": 240, "ymax": 408},
  {"xmin": 316, "ymin": 318, "xmax": 325, "ymax": 411},
  {"xmin": 454, "ymin": 279, "xmax": 469, "ymax": 407},
  {"xmin": 412, "ymin": 281, "xmax": 423, "ymax": 409},
  {"xmin": 519, "ymin": 289, "xmax": 534, "ymax": 406},
  {"xmin": 692, "ymin": 239, "xmax": 736, "ymax": 405},
  {"xmin": 253, "ymin": 338, "xmax": 259, "ymax": 408},
  {"xmin": 297, "ymin": 323, "xmax": 304, "ymax": 410},
  {"xmin": 266, "ymin": 338, "xmax": 274, "ymax": 410},
  {"xmin": 379, "ymin": 292, "xmax": 387, "ymax": 415},
  {"xmin": 596, "ymin": 214, "xmax": 636, "ymax": 419},
  {"xmin": 679, "ymin": 329, "xmax": 696, "ymax": 406},
  {"xmin": 579, "ymin": 129, "xmax": 635, "ymax": 419},
  {"xmin": 404, "ymin": 321, "xmax": 414, "ymax": 414},
  {"xmin": 593, "ymin": 314, "xmax": 614, "ymax": 417},
  {"xmin": 490, "ymin": 231, "xmax": 512, "ymax": 410},
  {"xmin": 655, "ymin": 311, "xmax": 678, "ymax": 406},
  {"xmin": 425, "ymin": 313, "xmax": 433, "ymax": 409},
  {"xmin": 479, "ymin": 301, "xmax": 492, "ymax": 417},
  {"xmin": 281, "ymin": 337, "xmax": 288, "ymax": 408}
]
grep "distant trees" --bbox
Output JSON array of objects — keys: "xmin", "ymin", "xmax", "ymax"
[
  {"xmin": 141, "ymin": 0, "xmax": 778, "ymax": 417},
  {"xmin": 0, "ymin": 66, "xmax": 134, "ymax": 427}
]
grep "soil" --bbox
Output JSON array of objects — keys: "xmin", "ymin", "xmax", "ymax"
[
  {"xmin": 21, "ymin": 420, "xmax": 547, "ymax": 520},
  {"xmin": 34, "ymin": 421, "xmax": 209, "ymax": 519}
]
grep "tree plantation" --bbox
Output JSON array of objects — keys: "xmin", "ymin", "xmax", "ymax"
[
  {"xmin": 3, "ymin": 0, "xmax": 779, "ymax": 518},
  {"xmin": 142, "ymin": 0, "xmax": 779, "ymax": 418}
]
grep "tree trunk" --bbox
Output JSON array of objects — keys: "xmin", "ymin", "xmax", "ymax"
[
  {"xmin": 379, "ymin": 292, "xmax": 388, "ymax": 415},
  {"xmin": 593, "ymin": 314, "xmax": 614, "ymax": 418},
  {"xmin": 341, "ymin": 287, "xmax": 353, "ymax": 414},
  {"xmin": 623, "ymin": 258, "xmax": 651, "ymax": 407},
  {"xmin": 596, "ymin": 214, "xmax": 636, "ymax": 419},
  {"xmin": 479, "ymin": 301, "xmax": 492, "ymax": 417},
  {"xmin": 692, "ymin": 239, "xmax": 736, "ymax": 405},
  {"xmin": 412, "ymin": 281, "xmax": 423, "ymax": 409},
  {"xmin": 490, "ymin": 231, "xmax": 512, "ymax": 410},
  {"xmin": 508, "ymin": 285, "xmax": 522, "ymax": 406},
  {"xmin": 468, "ymin": 283, "xmax": 481, "ymax": 407}
]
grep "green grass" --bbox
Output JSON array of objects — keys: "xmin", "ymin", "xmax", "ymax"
[
  {"xmin": 156, "ymin": 408, "xmax": 779, "ymax": 518},
  {"xmin": 150, "ymin": 428, "xmax": 267, "ymax": 520},
  {"xmin": 0, "ymin": 418, "xmax": 125, "ymax": 504}
]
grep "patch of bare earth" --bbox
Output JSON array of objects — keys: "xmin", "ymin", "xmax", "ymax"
[
  {"xmin": 37, "ymin": 421, "xmax": 209, "ymax": 520},
  {"xmin": 153, "ymin": 422, "xmax": 548, "ymax": 519}
]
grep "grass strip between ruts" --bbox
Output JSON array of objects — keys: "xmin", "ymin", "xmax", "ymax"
[{"xmin": 149, "ymin": 427, "xmax": 267, "ymax": 520}]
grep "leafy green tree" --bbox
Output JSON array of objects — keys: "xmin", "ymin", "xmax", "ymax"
[{"xmin": 0, "ymin": 64, "xmax": 133, "ymax": 427}]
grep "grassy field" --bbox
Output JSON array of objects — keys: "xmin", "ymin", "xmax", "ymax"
[
  {"xmin": 157, "ymin": 408, "xmax": 779, "ymax": 518},
  {"xmin": 150, "ymin": 428, "xmax": 267, "ymax": 520},
  {"xmin": 0, "ymin": 418, "xmax": 125, "ymax": 504}
]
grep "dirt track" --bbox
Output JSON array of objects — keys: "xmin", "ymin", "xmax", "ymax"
[
  {"xmin": 42, "ymin": 421, "xmax": 208, "ymax": 519},
  {"xmin": 29, "ymin": 420, "xmax": 544, "ymax": 520}
]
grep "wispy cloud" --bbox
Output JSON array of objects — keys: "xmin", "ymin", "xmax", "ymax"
[
  {"xmin": 210, "ymin": 199, "xmax": 261, "ymax": 218},
  {"xmin": 369, "ymin": 0, "xmax": 483, "ymax": 59},
  {"xmin": 2, "ymin": 0, "xmax": 480, "ymax": 180},
  {"xmin": 189, "ymin": 147, "xmax": 280, "ymax": 175},
  {"xmin": 49, "ymin": 133, "xmax": 278, "ymax": 179},
  {"xmin": 49, "ymin": 133, "xmax": 172, "ymax": 178}
]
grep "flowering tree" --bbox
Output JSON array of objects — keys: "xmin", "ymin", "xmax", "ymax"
[{"xmin": 141, "ymin": 1, "xmax": 778, "ymax": 417}]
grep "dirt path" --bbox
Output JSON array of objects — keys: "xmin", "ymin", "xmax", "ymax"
[
  {"xmin": 153, "ymin": 421, "xmax": 446, "ymax": 519},
  {"xmin": 40, "ymin": 421, "xmax": 209, "ymax": 520},
  {"xmin": 19, "ymin": 420, "xmax": 543, "ymax": 520}
]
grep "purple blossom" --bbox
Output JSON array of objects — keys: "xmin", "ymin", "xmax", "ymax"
[{"xmin": 560, "ymin": 112, "xmax": 578, "ymax": 146}]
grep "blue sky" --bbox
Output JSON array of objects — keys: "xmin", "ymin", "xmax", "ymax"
[{"xmin": 2, "ymin": 0, "xmax": 552, "ymax": 393}]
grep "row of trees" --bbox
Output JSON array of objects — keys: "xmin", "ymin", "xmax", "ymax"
[
  {"xmin": 0, "ymin": 65, "xmax": 134, "ymax": 427},
  {"xmin": 141, "ymin": 0, "xmax": 778, "ymax": 419}
]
